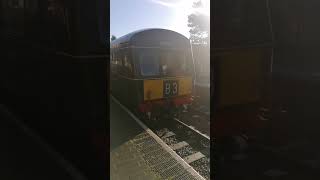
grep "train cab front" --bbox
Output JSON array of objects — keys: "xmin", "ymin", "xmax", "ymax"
[{"xmin": 138, "ymin": 77, "xmax": 193, "ymax": 121}]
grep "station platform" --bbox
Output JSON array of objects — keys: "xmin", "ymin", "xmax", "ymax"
[{"xmin": 110, "ymin": 96, "xmax": 206, "ymax": 180}]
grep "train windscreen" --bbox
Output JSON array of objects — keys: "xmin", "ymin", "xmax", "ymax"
[{"xmin": 136, "ymin": 48, "xmax": 192, "ymax": 77}]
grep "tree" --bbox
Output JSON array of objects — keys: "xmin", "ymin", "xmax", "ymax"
[
  {"xmin": 111, "ymin": 35, "xmax": 117, "ymax": 41},
  {"xmin": 188, "ymin": 0, "xmax": 210, "ymax": 45}
]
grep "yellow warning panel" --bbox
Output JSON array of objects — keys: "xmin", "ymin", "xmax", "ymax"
[
  {"xmin": 143, "ymin": 79, "xmax": 164, "ymax": 101},
  {"xmin": 178, "ymin": 77, "xmax": 192, "ymax": 96},
  {"xmin": 143, "ymin": 77, "xmax": 193, "ymax": 101}
]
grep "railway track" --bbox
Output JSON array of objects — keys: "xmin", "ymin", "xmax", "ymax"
[
  {"xmin": 190, "ymin": 105, "xmax": 210, "ymax": 117},
  {"xmin": 112, "ymin": 95, "xmax": 211, "ymax": 179},
  {"xmin": 145, "ymin": 117, "xmax": 211, "ymax": 180},
  {"xmin": 178, "ymin": 104, "xmax": 210, "ymax": 138}
]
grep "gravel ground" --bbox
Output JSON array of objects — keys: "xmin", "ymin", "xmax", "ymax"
[
  {"xmin": 190, "ymin": 157, "xmax": 210, "ymax": 180},
  {"xmin": 162, "ymin": 136, "xmax": 178, "ymax": 145},
  {"xmin": 155, "ymin": 128, "xmax": 169, "ymax": 137},
  {"xmin": 175, "ymin": 146, "xmax": 195, "ymax": 158}
]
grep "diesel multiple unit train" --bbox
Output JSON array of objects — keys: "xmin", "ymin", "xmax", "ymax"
[{"xmin": 110, "ymin": 29, "xmax": 195, "ymax": 120}]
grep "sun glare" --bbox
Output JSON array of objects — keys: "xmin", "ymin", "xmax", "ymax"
[
  {"xmin": 200, "ymin": 0, "xmax": 210, "ymax": 16},
  {"xmin": 167, "ymin": 0, "xmax": 210, "ymax": 38}
]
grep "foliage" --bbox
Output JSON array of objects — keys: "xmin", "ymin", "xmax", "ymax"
[
  {"xmin": 111, "ymin": 35, "xmax": 117, "ymax": 41},
  {"xmin": 188, "ymin": 0, "xmax": 210, "ymax": 45}
]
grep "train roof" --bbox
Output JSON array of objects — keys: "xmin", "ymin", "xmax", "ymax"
[{"xmin": 110, "ymin": 28, "xmax": 189, "ymax": 48}]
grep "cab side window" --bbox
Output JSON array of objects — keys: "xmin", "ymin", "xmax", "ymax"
[
  {"xmin": 123, "ymin": 54, "xmax": 133, "ymax": 77},
  {"xmin": 110, "ymin": 50, "xmax": 116, "ymax": 73},
  {"xmin": 113, "ymin": 49, "xmax": 121, "ymax": 73},
  {"xmin": 117, "ymin": 49, "xmax": 125, "ymax": 76},
  {"xmin": 118, "ymin": 48, "xmax": 133, "ymax": 77}
]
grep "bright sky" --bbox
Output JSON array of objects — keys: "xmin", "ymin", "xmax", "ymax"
[{"xmin": 110, "ymin": 0, "xmax": 210, "ymax": 39}]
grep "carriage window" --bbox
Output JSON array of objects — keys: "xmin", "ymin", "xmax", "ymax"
[
  {"xmin": 116, "ymin": 52, "xmax": 122, "ymax": 65},
  {"xmin": 124, "ymin": 55, "xmax": 133, "ymax": 74},
  {"xmin": 111, "ymin": 52, "xmax": 116, "ymax": 64},
  {"xmin": 140, "ymin": 54, "xmax": 160, "ymax": 76},
  {"xmin": 112, "ymin": 53, "xmax": 116, "ymax": 64}
]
